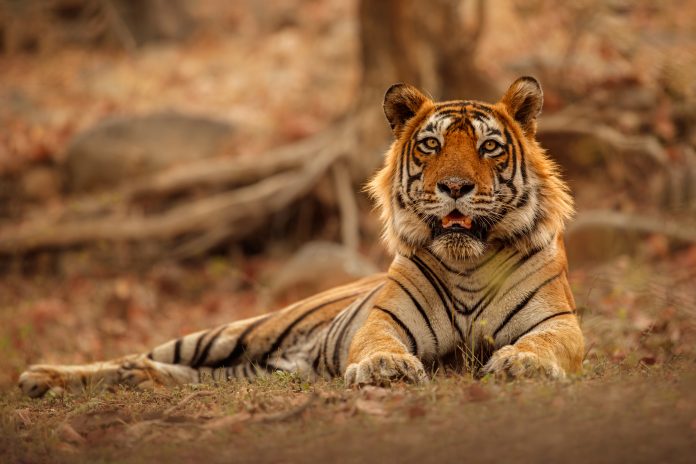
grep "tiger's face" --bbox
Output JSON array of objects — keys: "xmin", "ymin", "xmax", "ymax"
[{"xmin": 370, "ymin": 77, "xmax": 573, "ymax": 261}]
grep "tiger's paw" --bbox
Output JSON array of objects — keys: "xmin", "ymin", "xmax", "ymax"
[
  {"xmin": 118, "ymin": 358, "xmax": 197, "ymax": 389},
  {"xmin": 19, "ymin": 361, "xmax": 132, "ymax": 398},
  {"xmin": 481, "ymin": 345, "xmax": 566, "ymax": 381},
  {"xmin": 344, "ymin": 352, "xmax": 427, "ymax": 387},
  {"xmin": 18, "ymin": 367, "xmax": 64, "ymax": 398},
  {"xmin": 117, "ymin": 361, "xmax": 162, "ymax": 389}
]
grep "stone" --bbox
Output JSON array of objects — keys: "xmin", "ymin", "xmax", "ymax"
[{"xmin": 64, "ymin": 113, "xmax": 234, "ymax": 192}]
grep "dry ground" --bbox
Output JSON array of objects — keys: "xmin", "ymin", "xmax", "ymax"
[
  {"xmin": 1, "ymin": 249, "xmax": 695, "ymax": 463},
  {"xmin": 2, "ymin": 367, "xmax": 695, "ymax": 464},
  {"xmin": 2, "ymin": 2, "xmax": 696, "ymax": 462}
]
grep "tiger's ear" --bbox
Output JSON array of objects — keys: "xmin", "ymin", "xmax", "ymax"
[
  {"xmin": 501, "ymin": 76, "xmax": 543, "ymax": 136},
  {"xmin": 383, "ymin": 83, "xmax": 430, "ymax": 136}
]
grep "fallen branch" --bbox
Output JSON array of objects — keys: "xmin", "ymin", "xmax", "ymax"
[
  {"xmin": 201, "ymin": 393, "xmax": 317, "ymax": 430},
  {"xmin": 568, "ymin": 210, "xmax": 696, "ymax": 243},
  {"xmin": 0, "ymin": 120, "xmax": 356, "ymax": 255},
  {"xmin": 255, "ymin": 392, "xmax": 317, "ymax": 423},
  {"xmin": 67, "ymin": 125, "xmax": 340, "ymax": 217},
  {"xmin": 164, "ymin": 390, "xmax": 215, "ymax": 417}
]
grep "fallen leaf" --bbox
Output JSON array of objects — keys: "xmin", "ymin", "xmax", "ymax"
[
  {"xmin": 56, "ymin": 422, "xmax": 86, "ymax": 446},
  {"xmin": 355, "ymin": 399, "xmax": 388, "ymax": 416},
  {"xmin": 406, "ymin": 404, "xmax": 427, "ymax": 419},
  {"xmin": 466, "ymin": 384, "xmax": 490, "ymax": 402}
]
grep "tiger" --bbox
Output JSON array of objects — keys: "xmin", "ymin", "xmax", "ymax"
[{"xmin": 18, "ymin": 76, "xmax": 584, "ymax": 397}]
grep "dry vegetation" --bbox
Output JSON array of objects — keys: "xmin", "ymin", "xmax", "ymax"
[{"xmin": 1, "ymin": 0, "xmax": 696, "ymax": 462}]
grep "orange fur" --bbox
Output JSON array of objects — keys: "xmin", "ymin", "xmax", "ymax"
[{"xmin": 19, "ymin": 77, "xmax": 585, "ymax": 397}]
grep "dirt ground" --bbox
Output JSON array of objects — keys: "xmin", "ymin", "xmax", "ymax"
[
  {"xmin": 1, "ymin": 250, "xmax": 695, "ymax": 463},
  {"xmin": 2, "ymin": 369, "xmax": 695, "ymax": 464}
]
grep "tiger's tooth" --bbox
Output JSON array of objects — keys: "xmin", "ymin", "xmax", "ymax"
[{"xmin": 441, "ymin": 215, "xmax": 473, "ymax": 229}]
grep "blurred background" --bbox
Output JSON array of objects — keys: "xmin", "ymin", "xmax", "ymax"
[{"xmin": 0, "ymin": 0, "xmax": 694, "ymax": 386}]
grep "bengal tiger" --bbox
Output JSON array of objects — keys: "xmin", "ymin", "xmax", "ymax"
[{"xmin": 18, "ymin": 77, "xmax": 583, "ymax": 397}]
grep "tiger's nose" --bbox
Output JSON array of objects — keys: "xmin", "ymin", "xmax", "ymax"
[{"xmin": 437, "ymin": 177, "xmax": 475, "ymax": 199}]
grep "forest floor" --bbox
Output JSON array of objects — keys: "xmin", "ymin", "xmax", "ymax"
[
  {"xmin": 1, "ymin": 250, "xmax": 695, "ymax": 463},
  {"xmin": 2, "ymin": 1, "xmax": 696, "ymax": 462}
]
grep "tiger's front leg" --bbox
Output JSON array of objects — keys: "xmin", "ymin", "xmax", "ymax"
[
  {"xmin": 18, "ymin": 355, "xmax": 199, "ymax": 398},
  {"xmin": 344, "ymin": 309, "xmax": 427, "ymax": 387},
  {"xmin": 481, "ymin": 313, "xmax": 584, "ymax": 381}
]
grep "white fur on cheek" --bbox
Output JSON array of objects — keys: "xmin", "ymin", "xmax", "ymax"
[{"xmin": 390, "ymin": 206, "xmax": 432, "ymax": 255}]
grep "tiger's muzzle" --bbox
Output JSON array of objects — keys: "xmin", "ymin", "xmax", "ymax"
[{"xmin": 429, "ymin": 210, "xmax": 490, "ymax": 242}]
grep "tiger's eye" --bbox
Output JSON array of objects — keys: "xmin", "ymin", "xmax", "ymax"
[
  {"xmin": 425, "ymin": 138, "xmax": 439, "ymax": 149},
  {"xmin": 418, "ymin": 137, "xmax": 440, "ymax": 153},
  {"xmin": 483, "ymin": 140, "xmax": 498, "ymax": 151}
]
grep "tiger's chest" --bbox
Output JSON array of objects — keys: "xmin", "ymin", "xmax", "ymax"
[{"xmin": 403, "ymin": 245, "xmax": 557, "ymax": 358}]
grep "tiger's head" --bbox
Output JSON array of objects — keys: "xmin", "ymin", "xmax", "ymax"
[{"xmin": 369, "ymin": 77, "xmax": 574, "ymax": 261}]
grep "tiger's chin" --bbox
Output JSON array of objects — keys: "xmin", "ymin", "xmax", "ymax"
[
  {"xmin": 426, "ymin": 213, "xmax": 490, "ymax": 261},
  {"xmin": 429, "ymin": 233, "xmax": 488, "ymax": 261}
]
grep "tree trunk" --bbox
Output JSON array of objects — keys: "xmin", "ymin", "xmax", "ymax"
[{"xmin": 351, "ymin": 0, "xmax": 497, "ymax": 180}]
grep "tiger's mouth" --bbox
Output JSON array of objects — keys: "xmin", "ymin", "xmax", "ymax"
[{"xmin": 430, "ymin": 210, "xmax": 489, "ymax": 241}]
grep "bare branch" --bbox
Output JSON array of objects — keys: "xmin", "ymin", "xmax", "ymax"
[
  {"xmin": 332, "ymin": 160, "xmax": 360, "ymax": 251},
  {"xmin": 0, "ymin": 122, "xmax": 355, "ymax": 255},
  {"xmin": 98, "ymin": 0, "xmax": 138, "ymax": 52},
  {"xmin": 68, "ymin": 127, "xmax": 338, "ymax": 217},
  {"xmin": 539, "ymin": 114, "xmax": 669, "ymax": 167}
]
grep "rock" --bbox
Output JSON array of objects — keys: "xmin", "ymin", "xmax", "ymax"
[
  {"xmin": 64, "ymin": 113, "xmax": 234, "ymax": 193},
  {"xmin": 267, "ymin": 241, "xmax": 380, "ymax": 302}
]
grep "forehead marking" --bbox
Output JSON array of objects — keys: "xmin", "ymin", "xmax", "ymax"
[
  {"xmin": 418, "ymin": 112, "xmax": 455, "ymax": 141},
  {"xmin": 418, "ymin": 107, "xmax": 504, "ymax": 148},
  {"xmin": 471, "ymin": 113, "xmax": 503, "ymax": 140}
]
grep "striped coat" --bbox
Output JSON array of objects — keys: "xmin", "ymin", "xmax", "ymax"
[{"xmin": 18, "ymin": 76, "xmax": 584, "ymax": 397}]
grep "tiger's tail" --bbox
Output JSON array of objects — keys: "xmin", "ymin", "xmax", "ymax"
[{"xmin": 18, "ymin": 316, "xmax": 271, "ymax": 398}]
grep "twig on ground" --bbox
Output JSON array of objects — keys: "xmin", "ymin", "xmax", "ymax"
[
  {"xmin": 255, "ymin": 392, "xmax": 317, "ymax": 423},
  {"xmin": 201, "ymin": 393, "xmax": 317, "ymax": 430},
  {"xmin": 164, "ymin": 391, "xmax": 215, "ymax": 417}
]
